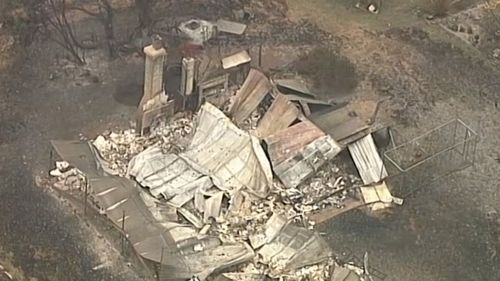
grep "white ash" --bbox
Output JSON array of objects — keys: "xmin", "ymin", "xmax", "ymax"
[
  {"xmin": 275, "ymin": 162, "xmax": 362, "ymax": 216},
  {"xmin": 91, "ymin": 115, "xmax": 195, "ymax": 176}
]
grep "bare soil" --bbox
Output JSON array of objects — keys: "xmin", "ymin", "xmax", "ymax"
[{"xmin": 0, "ymin": 0, "xmax": 499, "ymax": 280}]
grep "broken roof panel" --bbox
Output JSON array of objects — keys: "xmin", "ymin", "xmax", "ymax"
[
  {"xmin": 257, "ymin": 215, "xmax": 332, "ymax": 274},
  {"xmin": 265, "ymin": 120, "xmax": 326, "ymax": 165},
  {"xmin": 160, "ymin": 237, "xmax": 255, "ymax": 281},
  {"xmin": 274, "ymin": 78, "xmax": 317, "ymax": 98},
  {"xmin": 310, "ymin": 106, "xmax": 370, "ymax": 145},
  {"xmin": 127, "ymin": 146, "xmax": 207, "ymax": 199},
  {"xmin": 331, "ymin": 265, "xmax": 362, "ymax": 281},
  {"xmin": 222, "ymin": 50, "xmax": 251, "ymax": 70},
  {"xmin": 50, "ymin": 165, "xmax": 179, "ymax": 266},
  {"xmin": 348, "ymin": 134, "xmax": 388, "ymax": 185},
  {"xmin": 230, "ymin": 69, "xmax": 273, "ymax": 124},
  {"xmin": 216, "ymin": 19, "xmax": 247, "ymax": 35},
  {"xmin": 50, "ymin": 140, "xmax": 104, "ymax": 178},
  {"xmin": 182, "ymin": 103, "xmax": 273, "ymax": 198},
  {"xmin": 264, "ymin": 120, "xmax": 341, "ymax": 188},
  {"xmin": 255, "ymin": 93, "xmax": 300, "ymax": 138},
  {"xmin": 272, "ymin": 135, "xmax": 342, "ymax": 189}
]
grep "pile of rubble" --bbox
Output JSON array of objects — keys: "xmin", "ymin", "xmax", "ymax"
[
  {"xmin": 49, "ymin": 161, "xmax": 86, "ymax": 191},
  {"xmin": 91, "ymin": 115, "xmax": 194, "ymax": 176},
  {"xmin": 47, "ymin": 39, "xmax": 397, "ymax": 280},
  {"xmin": 277, "ymin": 162, "xmax": 362, "ymax": 219}
]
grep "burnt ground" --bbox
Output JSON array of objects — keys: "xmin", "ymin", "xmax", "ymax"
[
  {"xmin": 0, "ymin": 37, "xmax": 142, "ymax": 280},
  {"xmin": 0, "ymin": 0, "xmax": 500, "ymax": 280},
  {"xmin": 285, "ymin": 0, "xmax": 500, "ymax": 280}
]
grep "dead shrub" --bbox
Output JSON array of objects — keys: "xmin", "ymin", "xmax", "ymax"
[{"xmin": 294, "ymin": 48, "xmax": 359, "ymax": 99}]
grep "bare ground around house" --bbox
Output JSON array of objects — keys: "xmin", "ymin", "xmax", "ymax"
[
  {"xmin": 0, "ymin": 0, "xmax": 499, "ymax": 280},
  {"xmin": 285, "ymin": 0, "xmax": 500, "ymax": 280}
]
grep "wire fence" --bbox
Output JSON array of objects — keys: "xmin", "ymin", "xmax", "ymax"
[{"xmin": 383, "ymin": 119, "xmax": 478, "ymax": 197}]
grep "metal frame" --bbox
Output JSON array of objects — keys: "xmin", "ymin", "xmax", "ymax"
[{"xmin": 382, "ymin": 119, "xmax": 478, "ymax": 197}]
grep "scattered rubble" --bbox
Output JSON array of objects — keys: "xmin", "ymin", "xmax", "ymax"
[
  {"xmin": 47, "ymin": 39, "xmax": 400, "ymax": 280},
  {"xmin": 92, "ymin": 115, "xmax": 194, "ymax": 176},
  {"xmin": 179, "ymin": 19, "xmax": 215, "ymax": 45}
]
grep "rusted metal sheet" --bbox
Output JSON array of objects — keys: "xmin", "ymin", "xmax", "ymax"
[
  {"xmin": 348, "ymin": 134, "xmax": 388, "ymax": 185},
  {"xmin": 230, "ymin": 69, "xmax": 272, "ymax": 124},
  {"xmin": 265, "ymin": 120, "xmax": 326, "ymax": 165},
  {"xmin": 182, "ymin": 103, "xmax": 273, "ymax": 198},
  {"xmin": 272, "ymin": 135, "xmax": 342, "ymax": 188},
  {"xmin": 222, "ymin": 50, "xmax": 251, "ymax": 70},
  {"xmin": 255, "ymin": 93, "xmax": 300, "ymax": 138},
  {"xmin": 310, "ymin": 106, "xmax": 369, "ymax": 145}
]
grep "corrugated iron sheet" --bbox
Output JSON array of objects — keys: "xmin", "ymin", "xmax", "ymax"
[
  {"xmin": 331, "ymin": 266, "xmax": 362, "ymax": 281},
  {"xmin": 310, "ymin": 106, "xmax": 369, "ymax": 145},
  {"xmin": 348, "ymin": 134, "xmax": 388, "ymax": 185},
  {"xmin": 255, "ymin": 93, "xmax": 299, "ymax": 138},
  {"xmin": 257, "ymin": 214, "xmax": 332, "ymax": 273},
  {"xmin": 52, "ymin": 140, "xmax": 254, "ymax": 280},
  {"xmin": 160, "ymin": 237, "xmax": 254, "ymax": 281},
  {"xmin": 274, "ymin": 78, "xmax": 317, "ymax": 98},
  {"xmin": 265, "ymin": 120, "xmax": 326, "ymax": 165},
  {"xmin": 272, "ymin": 135, "xmax": 342, "ymax": 189},
  {"xmin": 222, "ymin": 50, "xmax": 251, "ymax": 70},
  {"xmin": 230, "ymin": 69, "xmax": 272, "ymax": 124},
  {"xmin": 216, "ymin": 19, "xmax": 247, "ymax": 35},
  {"xmin": 182, "ymin": 102, "xmax": 273, "ymax": 198},
  {"xmin": 127, "ymin": 146, "xmax": 209, "ymax": 199},
  {"xmin": 51, "ymin": 140, "xmax": 179, "ymax": 264},
  {"xmin": 50, "ymin": 140, "xmax": 104, "ymax": 178}
]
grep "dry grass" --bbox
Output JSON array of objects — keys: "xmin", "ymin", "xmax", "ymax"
[{"xmin": 421, "ymin": 0, "xmax": 452, "ymax": 17}]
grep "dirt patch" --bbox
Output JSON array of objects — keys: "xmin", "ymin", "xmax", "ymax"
[{"xmin": 294, "ymin": 47, "xmax": 359, "ymax": 101}]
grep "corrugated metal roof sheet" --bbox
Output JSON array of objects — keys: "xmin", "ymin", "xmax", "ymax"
[
  {"xmin": 216, "ymin": 19, "xmax": 247, "ymax": 35},
  {"xmin": 257, "ymin": 214, "xmax": 332, "ymax": 272},
  {"xmin": 309, "ymin": 106, "xmax": 369, "ymax": 145},
  {"xmin": 265, "ymin": 120, "xmax": 326, "ymax": 165},
  {"xmin": 182, "ymin": 103, "xmax": 273, "ymax": 198},
  {"xmin": 331, "ymin": 266, "xmax": 362, "ymax": 281},
  {"xmin": 222, "ymin": 50, "xmax": 251, "ymax": 69},
  {"xmin": 127, "ymin": 146, "xmax": 209, "ymax": 199},
  {"xmin": 255, "ymin": 93, "xmax": 299, "ymax": 138},
  {"xmin": 274, "ymin": 78, "xmax": 317, "ymax": 98},
  {"xmin": 52, "ymin": 140, "xmax": 254, "ymax": 280},
  {"xmin": 264, "ymin": 120, "xmax": 341, "ymax": 189},
  {"xmin": 348, "ymin": 134, "xmax": 388, "ymax": 185},
  {"xmin": 230, "ymin": 69, "xmax": 272, "ymax": 124},
  {"xmin": 272, "ymin": 135, "xmax": 342, "ymax": 189},
  {"xmin": 50, "ymin": 140, "xmax": 104, "ymax": 178}
]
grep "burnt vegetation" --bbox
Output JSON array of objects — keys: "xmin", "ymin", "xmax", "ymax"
[
  {"xmin": 295, "ymin": 48, "xmax": 359, "ymax": 99},
  {"xmin": 2, "ymin": 0, "xmax": 156, "ymax": 64}
]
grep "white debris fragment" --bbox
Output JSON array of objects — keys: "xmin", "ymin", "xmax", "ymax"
[
  {"xmin": 193, "ymin": 243, "xmax": 204, "ymax": 252},
  {"xmin": 56, "ymin": 161, "xmax": 70, "ymax": 171}
]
